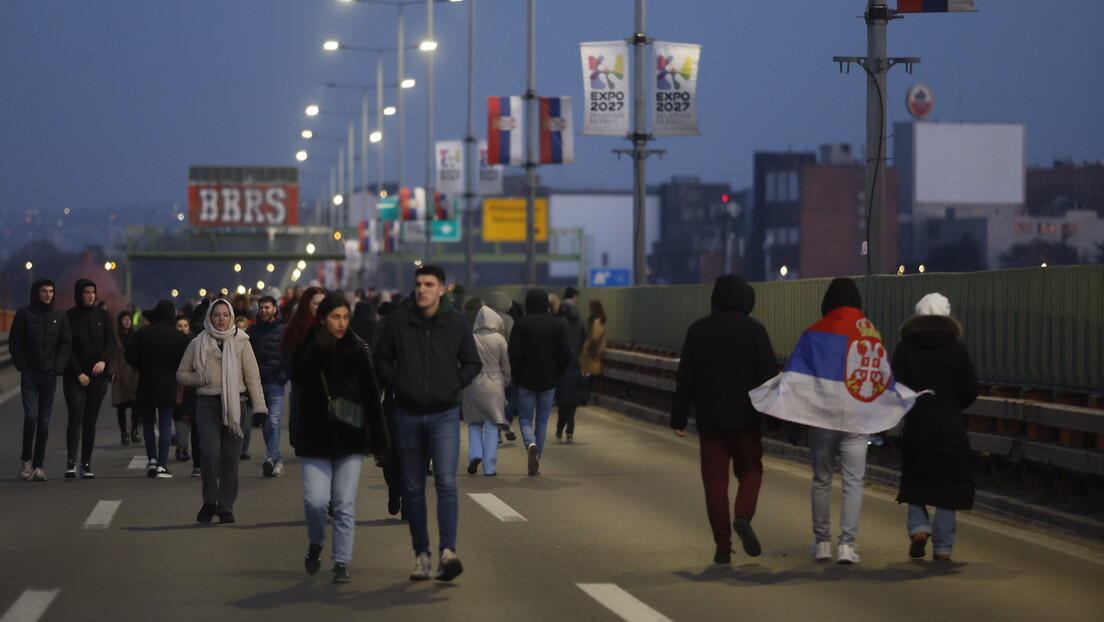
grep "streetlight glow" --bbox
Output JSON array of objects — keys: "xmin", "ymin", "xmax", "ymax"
[
  {"xmin": 301, "ymin": 130, "xmax": 314, "ymax": 139},
  {"xmin": 383, "ymin": 106, "xmax": 396, "ymax": 116},
  {"xmin": 237, "ymin": 285, "xmax": 247, "ymax": 295},
  {"xmin": 295, "ymin": 150, "xmax": 308, "ymax": 162},
  {"xmin": 332, "ymin": 194, "xmax": 344, "ymax": 206},
  {"xmin": 401, "ymin": 78, "xmax": 416, "ymax": 89},
  {"xmin": 171, "ymin": 289, "xmax": 179, "ymax": 298},
  {"xmin": 779, "ymin": 265, "xmax": 789, "ymax": 277},
  {"xmin": 305, "ymin": 105, "xmax": 320, "ymax": 116},
  {"xmin": 306, "ymin": 243, "xmax": 316, "ymax": 255},
  {"xmin": 419, "ymin": 40, "xmax": 438, "ymax": 52},
  {"xmin": 233, "ymin": 263, "xmax": 242, "ymax": 272},
  {"xmin": 256, "ymin": 281, "xmax": 266, "ymax": 290},
  {"xmin": 266, "ymin": 263, "xmax": 275, "ymax": 272},
  {"xmin": 25, "ymin": 261, "xmax": 32, "ymax": 270},
  {"xmin": 323, "ymin": 40, "xmax": 340, "ymax": 51},
  {"xmin": 199, "ymin": 289, "xmax": 207, "ymax": 297},
  {"xmin": 369, "ymin": 131, "xmax": 382, "ymax": 143},
  {"xmin": 297, "ymin": 260, "xmax": 307, "ymax": 270},
  {"xmin": 333, "ymin": 231, "xmax": 343, "ymax": 241}
]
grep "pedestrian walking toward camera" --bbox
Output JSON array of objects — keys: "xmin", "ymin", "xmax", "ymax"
[
  {"xmin": 248, "ymin": 295, "xmax": 289, "ymax": 478},
  {"xmin": 292, "ymin": 293, "xmax": 386, "ymax": 583},
  {"xmin": 892, "ymin": 293, "xmax": 979, "ymax": 562},
  {"xmin": 62, "ymin": 279, "xmax": 115, "ymax": 479},
  {"xmin": 578, "ymin": 299, "xmax": 607, "ymax": 378},
  {"xmin": 111, "ymin": 311, "xmax": 141, "ymax": 445},
  {"xmin": 751, "ymin": 278, "xmax": 924, "ymax": 565},
  {"xmin": 176, "ymin": 299, "xmax": 266, "ymax": 524},
  {"xmin": 508, "ymin": 289, "xmax": 571, "ymax": 476},
  {"xmin": 463, "ymin": 306, "xmax": 510, "ymax": 476},
  {"xmin": 671, "ymin": 275, "xmax": 778, "ymax": 564},
  {"xmin": 10, "ymin": 279, "xmax": 72, "ymax": 481},
  {"xmin": 374, "ymin": 265, "xmax": 481, "ymax": 582},
  {"xmin": 126, "ymin": 300, "xmax": 190, "ymax": 479}
]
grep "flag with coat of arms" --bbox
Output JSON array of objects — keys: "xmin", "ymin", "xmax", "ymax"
[
  {"xmin": 749, "ymin": 307, "xmax": 927, "ymax": 434},
  {"xmin": 539, "ymin": 96, "xmax": 574, "ymax": 164},
  {"xmin": 896, "ymin": 0, "xmax": 976, "ymax": 13},
  {"xmin": 487, "ymin": 96, "xmax": 524, "ymax": 166}
]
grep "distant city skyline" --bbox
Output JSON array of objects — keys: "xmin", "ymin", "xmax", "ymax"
[{"xmin": 2, "ymin": 1, "xmax": 1102, "ymax": 213}]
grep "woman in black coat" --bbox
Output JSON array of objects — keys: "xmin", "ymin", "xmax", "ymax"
[
  {"xmin": 891, "ymin": 293, "xmax": 979, "ymax": 562},
  {"xmin": 291, "ymin": 293, "xmax": 386, "ymax": 584}
]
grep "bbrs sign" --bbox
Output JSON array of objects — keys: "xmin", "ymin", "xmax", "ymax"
[{"xmin": 187, "ymin": 166, "xmax": 300, "ymax": 226}]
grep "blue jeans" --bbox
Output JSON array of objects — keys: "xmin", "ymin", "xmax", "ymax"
[
  {"xmin": 395, "ymin": 406, "xmax": 460, "ymax": 556},
  {"xmin": 261, "ymin": 382, "xmax": 286, "ymax": 464},
  {"xmin": 516, "ymin": 387, "xmax": 555, "ymax": 458},
  {"xmin": 138, "ymin": 404, "xmax": 175, "ymax": 467},
  {"xmin": 467, "ymin": 421, "xmax": 499, "ymax": 475},
  {"xmin": 302, "ymin": 455, "xmax": 363, "ymax": 564},
  {"xmin": 809, "ymin": 427, "xmax": 868, "ymax": 545},
  {"xmin": 20, "ymin": 370, "xmax": 58, "ymax": 468},
  {"xmin": 908, "ymin": 504, "xmax": 957, "ymax": 556}
]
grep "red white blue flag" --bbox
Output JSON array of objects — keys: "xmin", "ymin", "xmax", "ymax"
[
  {"xmin": 539, "ymin": 96, "xmax": 574, "ymax": 165},
  {"xmin": 487, "ymin": 96, "xmax": 523, "ymax": 166},
  {"xmin": 896, "ymin": 0, "xmax": 976, "ymax": 13},
  {"xmin": 750, "ymin": 307, "xmax": 926, "ymax": 434}
]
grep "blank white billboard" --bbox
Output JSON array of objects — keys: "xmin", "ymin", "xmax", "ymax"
[{"xmin": 914, "ymin": 122, "xmax": 1025, "ymax": 205}]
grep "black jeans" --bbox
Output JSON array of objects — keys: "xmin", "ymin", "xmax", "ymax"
[
  {"xmin": 556, "ymin": 405, "xmax": 577, "ymax": 436},
  {"xmin": 64, "ymin": 375, "xmax": 110, "ymax": 465},
  {"xmin": 21, "ymin": 370, "xmax": 58, "ymax": 468}
]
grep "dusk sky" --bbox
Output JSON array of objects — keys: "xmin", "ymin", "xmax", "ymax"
[{"xmin": 2, "ymin": 0, "xmax": 1102, "ymax": 214}]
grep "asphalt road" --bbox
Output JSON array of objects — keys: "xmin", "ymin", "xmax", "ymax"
[{"xmin": 2, "ymin": 382, "xmax": 1102, "ymax": 622}]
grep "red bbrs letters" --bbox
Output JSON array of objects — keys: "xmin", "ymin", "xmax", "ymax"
[{"xmin": 187, "ymin": 185, "xmax": 299, "ymax": 226}]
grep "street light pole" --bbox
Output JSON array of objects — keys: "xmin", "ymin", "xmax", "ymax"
[
  {"xmin": 464, "ymin": 0, "xmax": 476, "ymax": 286},
  {"xmin": 424, "ymin": 0, "xmax": 435, "ymax": 264},
  {"xmin": 524, "ymin": 0, "xmax": 537, "ymax": 285}
]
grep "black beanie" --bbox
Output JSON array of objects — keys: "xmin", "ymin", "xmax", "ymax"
[{"xmin": 820, "ymin": 278, "xmax": 862, "ymax": 316}]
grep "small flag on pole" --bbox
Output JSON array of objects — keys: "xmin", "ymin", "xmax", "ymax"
[
  {"xmin": 487, "ymin": 96, "xmax": 524, "ymax": 166},
  {"xmin": 538, "ymin": 97, "xmax": 574, "ymax": 165},
  {"xmin": 896, "ymin": 0, "xmax": 976, "ymax": 13}
]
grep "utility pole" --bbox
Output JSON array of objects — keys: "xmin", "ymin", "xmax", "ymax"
[
  {"xmin": 834, "ymin": 1, "xmax": 918, "ymax": 275},
  {"xmin": 464, "ymin": 0, "xmax": 476, "ymax": 286},
  {"xmin": 524, "ymin": 0, "xmax": 537, "ymax": 285}
]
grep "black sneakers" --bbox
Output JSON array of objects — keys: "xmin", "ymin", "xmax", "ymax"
[
  {"xmin": 65, "ymin": 460, "xmax": 78, "ymax": 479},
  {"xmin": 196, "ymin": 504, "xmax": 217, "ymax": 524},
  {"xmin": 218, "ymin": 511, "xmax": 235, "ymax": 524},
  {"xmin": 305, "ymin": 543, "xmax": 322, "ymax": 575},
  {"xmin": 332, "ymin": 562, "xmax": 351, "ymax": 583},
  {"xmin": 80, "ymin": 464, "xmax": 95, "ymax": 479},
  {"xmin": 733, "ymin": 517, "xmax": 761, "ymax": 557},
  {"xmin": 467, "ymin": 458, "xmax": 481, "ymax": 475}
]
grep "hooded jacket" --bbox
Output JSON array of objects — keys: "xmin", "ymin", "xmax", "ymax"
[
  {"xmin": 247, "ymin": 315, "xmax": 288, "ymax": 386},
  {"xmin": 508, "ymin": 289, "xmax": 572, "ymax": 392},
  {"xmin": 9, "ymin": 279, "xmax": 72, "ymax": 375},
  {"xmin": 125, "ymin": 300, "xmax": 191, "ymax": 409},
  {"xmin": 486, "ymin": 291, "xmax": 515, "ymax": 341},
  {"xmin": 557, "ymin": 299, "xmax": 586, "ymax": 353},
  {"xmin": 671, "ymin": 274, "xmax": 778, "ymax": 433},
  {"xmin": 373, "ymin": 295, "xmax": 482, "ymax": 414},
  {"xmin": 65, "ymin": 279, "xmax": 116, "ymax": 378},
  {"xmin": 462, "ymin": 306, "xmax": 511, "ymax": 424},
  {"xmin": 891, "ymin": 313, "xmax": 979, "ymax": 510}
]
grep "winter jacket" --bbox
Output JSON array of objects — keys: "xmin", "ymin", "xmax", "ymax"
[
  {"xmin": 579, "ymin": 317, "xmax": 607, "ymax": 375},
  {"xmin": 10, "ymin": 279, "xmax": 71, "ymax": 375},
  {"xmin": 486, "ymin": 291, "xmax": 515, "ymax": 341},
  {"xmin": 892, "ymin": 314, "xmax": 979, "ymax": 510},
  {"xmin": 65, "ymin": 279, "xmax": 116, "ymax": 378},
  {"xmin": 671, "ymin": 274, "xmax": 778, "ymax": 433},
  {"xmin": 508, "ymin": 289, "xmax": 572, "ymax": 392},
  {"xmin": 463, "ymin": 307, "xmax": 510, "ymax": 425},
  {"xmin": 125, "ymin": 300, "xmax": 190, "ymax": 410},
  {"xmin": 175, "ymin": 327, "xmax": 267, "ymax": 412},
  {"xmin": 292, "ymin": 327, "xmax": 386, "ymax": 458},
  {"xmin": 111, "ymin": 322, "xmax": 138, "ymax": 406},
  {"xmin": 373, "ymin": 297, "xmax": 482, "ymax": 415},
  {"xmin": 557, "ymin": 300, "xmax": 586, "ymax": 353},
  {"xmin": 247, "ymin": 317, "xmax": 288, "ymax": 386}
]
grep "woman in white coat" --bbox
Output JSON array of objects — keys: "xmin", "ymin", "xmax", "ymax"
[{"xmin": 463, "ymin": 306, "xmax": 510, "ymax": 476}]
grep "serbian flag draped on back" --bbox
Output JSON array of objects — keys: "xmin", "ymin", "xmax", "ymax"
[
  {"xmin": 487, "ymin": 96, "xmax": 524, "ymax": 166},
  {"xmin": 539, "ymin": 96, "xmax": 574, "ymax": 165},
  {"xmin": 896, "ymin": 0, "xmax": 976, "ymax": 13},
  {"xmin": 749, "ymin": 307, "xmax": 926, "ymax": 434}
]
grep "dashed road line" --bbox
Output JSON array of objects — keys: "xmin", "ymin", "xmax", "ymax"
[
  {"xmin": 468, "ymin": 493, "xmax": 527, "ymax": 522},
  {"xmin": 577, "ymin": 583, "xmax": 674, "ymax": 622},
  {"xmin": 82, "ymin": 500, "xmax": 122, "ymax": 530},
  {"xmin": 127, "ymin": 455, "xmax": 148, "ymax": 469},
  {"xmin": 0, "ymin": 589, "xmax": 60, "ymax": 622}
]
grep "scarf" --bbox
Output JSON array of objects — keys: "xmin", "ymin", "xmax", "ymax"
[{"xmin": 192, "ymin": 300, "xmax": 250, "ymax": 438}]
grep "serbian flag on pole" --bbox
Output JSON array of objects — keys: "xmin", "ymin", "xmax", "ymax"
[
  {"xmin": 539, "ymin": 96, "xmax": 574, "ymax": 165},
  {"xmin": 749, "ymin": 307, "xmax": 927, "ymax": 434},
  {"xmin": 487, "ymin": 96, "xmax": 524, "ymax": 166},
  {"xmin": 897, "ymin": 0, "xmax": 976, "ymax": 13}
]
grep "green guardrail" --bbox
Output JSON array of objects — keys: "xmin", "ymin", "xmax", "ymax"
[{"xmin": 472, "ymin": 264, "xmax": 1104, "ymax": 393}]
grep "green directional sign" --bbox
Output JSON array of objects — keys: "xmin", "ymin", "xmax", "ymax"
[
  {"xmin": 400, "ymin": 219, "xmax": 461, "ymax": 243},
  {"xmin": 379, "ymin": 197, "xmax": 399, "ymax": 221}
]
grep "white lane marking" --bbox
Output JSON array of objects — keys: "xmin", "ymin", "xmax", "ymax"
[
  {"xmin": 577, "ymin": 584, "xmax": 674, "ymax": 622},
  {"xmin": 0, "ymin": 589, "xmax": 60, "ymax": 622},
  {"xmin": 127, "ymin": 455, "xmax": 148, "ymax": 469},
  {"xmin": 467, "ymin": 493, "xmax": 528, "ymax": 522},
  {"xmin": 82, "ymin": 500, "xmax": 122, "ymax": 530},
  {"xmin": 0, "ymin": 387, "xmax": 21, "ymax": 407}
]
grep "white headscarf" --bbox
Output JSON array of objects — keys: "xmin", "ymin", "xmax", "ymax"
[{"xmin": 192, "ymin": 299, "xmax": 251, "ymax": 438}]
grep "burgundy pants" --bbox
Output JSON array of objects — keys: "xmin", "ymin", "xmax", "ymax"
[{"xmin": 699, "ymin": 428, "xmax": 763, "ymax": 552}]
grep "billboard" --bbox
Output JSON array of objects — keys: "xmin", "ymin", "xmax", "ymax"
[
  {"xmin": 912, "ymin": 123, "xmax": 1024, "ymax": 205},
  {"xmin": 188, "ymin": 166, "xmax": 299, "ymax": 226},
  {"xmin": 482, "ymin": 198, "xmax": 548, "ymax": 242}
]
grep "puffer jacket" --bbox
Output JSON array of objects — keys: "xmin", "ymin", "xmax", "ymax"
[
  {"xmin": 65, "ymin": 279, "xmax": 116, "ymax": 378},
  {"xmin": 247, "ymin": 317, "xmax": 288, "ymax": 386},
  {"xmin": 508, "ymin": 289, "xmax": 571, "ymax": 392},
  {"xmin": 9, "ymin": 279, "xmax": 71, "ymax": 375}
]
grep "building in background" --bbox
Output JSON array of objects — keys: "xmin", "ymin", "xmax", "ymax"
[
  {"xmin": 651, "ymin": 176, "xmax": 744, "ymax": 285},
  {"xmin": 748, "ymin": 151, "xmax": 816, "ymax": 282}
]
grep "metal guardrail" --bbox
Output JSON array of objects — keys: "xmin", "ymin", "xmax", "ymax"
[{"xmin": 0, "ymin": 332, "xmax": 11, "ymax": 370}]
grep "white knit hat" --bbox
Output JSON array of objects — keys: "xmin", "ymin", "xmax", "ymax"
[{"xmin": 915, "ymin": 292, "xmax": 951, "ymax": 317}]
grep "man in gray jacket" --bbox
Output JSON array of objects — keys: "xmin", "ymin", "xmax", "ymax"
[{"xmin": 10, "ymin": 279, "xmax": 72, "ymax": 481}]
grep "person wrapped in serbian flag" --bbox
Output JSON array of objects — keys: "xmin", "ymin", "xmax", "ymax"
[{"xmin": 750, "ymin": 277, "xmax": 925, "ymax": 565}]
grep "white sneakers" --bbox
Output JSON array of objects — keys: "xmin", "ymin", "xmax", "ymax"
[
  {"xmin": 20, "ymin": 461, "xmax": 32, "ymax": 480},
  {"xmin": 436, "ymin": 549, "xmax": 463, "ymax": 582},
  {"xmin": 410, "ymin": 552, "xmax": 433, "ymax": 581},
  {"xmin": 811, "ymin": 541, "xmax": 832, "ymax": 561},
  {"xmin": 836, "ymin": 543, "xmax": 861, "ymax": 564}
]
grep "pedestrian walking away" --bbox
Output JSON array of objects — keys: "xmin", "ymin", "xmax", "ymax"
[
  {"xmin": 464, "ymin": 306, "xmax": 510, "ymax": 476},
  {"xmin": 291, "ymin": 293, "xmax": 387, "ymax": 584},
  {"xmin": 62, "ymin": 279, "xmax": 116, "ymax": 479},
  {"xmin": 10, "ymin": 279, "xmax": 72, "ymax": 481},
  {"xmin": 891, "ymin": 293, "xmax": 979, "ymax": 562},
  {"xmin": 248, "ymin": 295, "xmax": 289, "ymax": 478},
  {"xmin": 508, "ymin": 289, "xmax": 571, "ymax": 476},
  {"xmin": 176, "ymin": 299, "xmax": 267, "ymax": 524},
  {"xmin": 670, "ymin": 274, "xmax": 778, "ymax": 565},
  {"xmin": 126, "ymin": 300, "xmax": 191, "ymax": 479},
  {"xmin": 110, "ymin": 311, "xmax": 141, "ymax": 445},
  {"xmin": 374, "ymin": 264, "xmax": 481, "ymax": 582}
]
